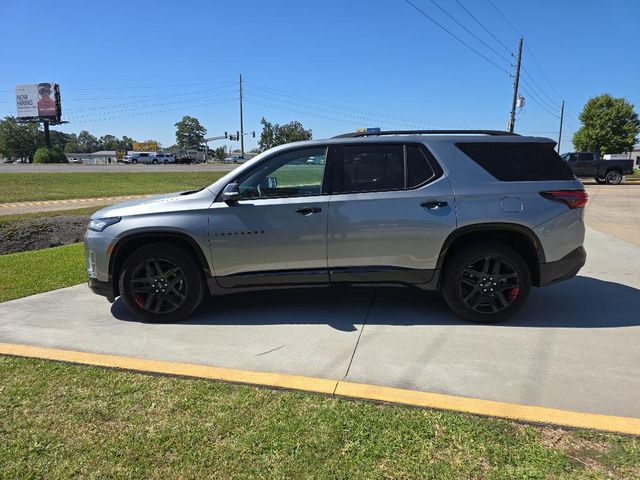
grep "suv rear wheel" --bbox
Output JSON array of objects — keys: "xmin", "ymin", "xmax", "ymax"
[
  {"xmin": 442, "ymin": 242, "xmax": 531, "ymax": 323},
  {"xmin": 118, "ymin": 243, "xmax": 205, "ymax": 322}
]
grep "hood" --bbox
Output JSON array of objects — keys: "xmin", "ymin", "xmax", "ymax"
[{"xmin": 90, "ymin": 188, "xmax": 215, "ymax": 219}]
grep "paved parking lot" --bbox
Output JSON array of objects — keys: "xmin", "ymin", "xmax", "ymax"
[
  {"xmin": 1, "ymin": 226, "xmax": 639, "ymax": 419},
  {"xmin": 584, "ymin": 184, "xmax": 640, "ymax": 247}
]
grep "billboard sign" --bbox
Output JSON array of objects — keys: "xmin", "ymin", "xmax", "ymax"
[
  {"xmin": 15, "ymin": 83, "xmax": 61, "ymax": 122},
  {"xmin": 132, "ymin": 141, "xmax": 158, "ymax": 152}
]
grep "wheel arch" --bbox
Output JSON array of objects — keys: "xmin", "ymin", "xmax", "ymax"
[
  {"xmin": 109, "ymin": 231, "xmax": 211, "ymax": 297},
  {"xmin": 436, "ymin": 223, "xmax": 544, "ymax": 288}
]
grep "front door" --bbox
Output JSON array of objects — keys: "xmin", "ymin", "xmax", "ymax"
[
  {"xmin": 209, "ymin": 146, "xmax": 330, "ymax": 288},
  {"xmin": 327, "ymin": 143, "xmax": 456, "ymax": 284}
]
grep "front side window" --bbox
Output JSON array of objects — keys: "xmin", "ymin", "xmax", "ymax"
[{"xmin": 236, "ymin": 147, "xmax": 327, "ymax": 199}]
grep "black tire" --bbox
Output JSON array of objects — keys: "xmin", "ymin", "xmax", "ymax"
[
  {"xmin": 152, "ymin": 159, "xmax": 158, "ymax": 165},
  {"xmin": 442, "ymin": 242, "xmax": 531, "ymax": 323},
  {"xmin": 118, "ymin": 243, "xmax": 205, "ymax": 322},
  {"xmin": 594, "ymin": 177, "xmax": 606, "ymax": 184},
  {"xmin": 164, "ymin": 159, "xmax": 168, "ymax": 164},
  {"xmin": 605, "ymin": 170, "xmax": 622, "ymax": 185},
  {"xmin": 132, "ymin": 159, "xmax": 138, "ymax": 164}
]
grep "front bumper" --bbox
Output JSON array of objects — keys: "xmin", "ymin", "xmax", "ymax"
[
  {"xmin": 538, "ymin": 246, "xmax": 586, "ymax": 287},
  {"xmin": 88, "ymin": 278, "xmax": 116, "ymax": 303}
]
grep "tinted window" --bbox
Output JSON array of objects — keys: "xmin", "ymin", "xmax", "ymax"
[
  {"xmin": 336, "ymin": 145, "xmax": 404, "ymax": 193},
  {"xmin": 456, "ymin": 142, "xmax": 575, "ymax": 181},
  {"xmin": 236, "ymin": 147, "xmax": 326, "ymax": 199},
  {"xmin": 406, "ymin": 144, "xmax": 435, "ymax": 187}
]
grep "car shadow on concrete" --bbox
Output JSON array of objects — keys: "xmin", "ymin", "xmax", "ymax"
[{"xmin": 111, "ymin": 276, "xmax": 640, "ymax": 329}]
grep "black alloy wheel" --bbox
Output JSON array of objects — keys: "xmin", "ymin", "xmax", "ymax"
[
  {"xmin": 130, "ymin": 257, "xmax": 187, "ymax": 314},
  {"xmin": 119, "ymin": 244, "xmax": 205, "ymax": 322},
  {"xmin": 442, "ymin": 242, "xmax": 531, "ymax": 323},
  {"xmin": 457, "ymin": 255, "xmax": 520, "ymax": 314}
]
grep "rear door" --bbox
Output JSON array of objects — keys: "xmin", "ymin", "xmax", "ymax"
[{"xmin": 327, "ymin": 143, "xmax": 456, "ymax": 284}]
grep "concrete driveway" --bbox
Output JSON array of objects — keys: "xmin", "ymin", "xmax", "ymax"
[{"xmin": 1, "ymin": 227, "xmax": 639, "ymax": 420}]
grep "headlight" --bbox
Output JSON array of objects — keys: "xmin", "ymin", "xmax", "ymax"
[{"xmin": 88, "ymin": 217, "xmax": 121, "ymax": 232}]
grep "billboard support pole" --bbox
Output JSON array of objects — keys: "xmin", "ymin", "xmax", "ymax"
[{"xmin": 43, "ymin": 120, "xmax": 51, "ymax": 148}]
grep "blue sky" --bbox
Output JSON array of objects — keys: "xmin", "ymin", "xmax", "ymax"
[{"xmin": 1, "ymin": 0, "xmax": 638, "ymax": 152}]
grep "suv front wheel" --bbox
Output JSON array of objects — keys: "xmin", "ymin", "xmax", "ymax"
[
  {"xmin": 442, "ymin": 242, "xmax": 531, "ymax": 323},
  {"xmin": 118, "ymin": 243, "xmax": 205, "ymax": 322}
]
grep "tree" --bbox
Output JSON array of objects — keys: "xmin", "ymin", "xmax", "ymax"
[
  {"xmin": 258, "ymin": 118, "xmax": 312, "ymax": 150},
  {"xmin": 213, "ymin": 146, "xmax": 227, "ymax": 162},
  {"xmin": 99, "ymin": 134, "xmax": 120, "ymax": 151},
  {"xmin": 0, "ymin": 116, "xmax": 41, "ymax": 159},
  {"xmin": 33, "ymin": 146, "xmax": 68, "ymax": 163},
  {"xmin": 573, "ymin": 94, "xmax": 640, "ymax": 155},
  {"xmin": 175, "ymin": 116, "xmax": 207, "ymax": 149},
  {"xmin": 77, "ymin": 130, "xmax": 101, "ymax": 153}
]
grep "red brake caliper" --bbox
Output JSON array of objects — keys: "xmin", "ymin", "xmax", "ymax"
[
  {"xmin": 507, "ymin": 288, "xmax": 520, "ymax": 301},
  {"xmin": 135, "ymin": 293, "xmax": 145, "ymax": 307}
]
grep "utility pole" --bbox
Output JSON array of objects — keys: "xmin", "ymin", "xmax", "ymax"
[
  {"xmin": 557, "ymin": 100, "xmax": 565, "ymax": 153},
  {"xmin": 508, "ymin": 37, "xmax": 523, "ymax": 133},
  {"xmin": 239, "ymin": 73, "xmax": 245, "ymax": 158},
  {"xmin": 43, "ymin": 120, "xmax": 51, "ymax": 148}
]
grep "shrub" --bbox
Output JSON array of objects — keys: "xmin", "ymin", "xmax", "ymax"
[{"xmin": 33, "ymin": 146, "xmax": 68, "ymax": 164}]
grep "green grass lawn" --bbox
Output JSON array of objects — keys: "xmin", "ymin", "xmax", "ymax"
[
  {"xmin": 0, "ymin": 171, "xmax": 228, "ymax": 202},
  {"xmin": 0, "ymin": 243, "xmax": 86, "ymax": 302},
  {"xmin": 0, "ymin": 356, "xmax": 637, "ymax": 479}
]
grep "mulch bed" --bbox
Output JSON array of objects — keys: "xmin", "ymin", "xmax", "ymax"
[{"xmin": 0, "ymin": 215, "xmax": 90, "ymax": 255}]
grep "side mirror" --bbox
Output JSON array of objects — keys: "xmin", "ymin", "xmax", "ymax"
[
  {"xmin": 267, "ymin": 176, "xmax": 278, "ymax": 188},
  {"xmin": 222, "ymin": 183, "xmax": 240, "ymax": 203}
]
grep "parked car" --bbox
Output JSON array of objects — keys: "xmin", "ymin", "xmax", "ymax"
[
  {"xmin": 123, "ymin": 153, "xmax": 162, "ymax": 165},
  {"xmin": 224, "ymin": 155, "xmax": 247, "ymax": 164},
  {"xmin": 560, "ymin": 152, "xmax": 635, "ymax": 184},
  {"xmin": 70, "ymin": 158, "xmax": 83, "ymax": 164},
  {"xmin": 85, "ymin": 129, "xmax": 587, "ymax": 323},
  {"xmin": 156, "ymin": 153, "xmax": 176, "ymax": 164}
]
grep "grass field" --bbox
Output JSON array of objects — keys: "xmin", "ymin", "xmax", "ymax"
[
  {"xmin": 0, "ymin": 243, "xmax": 86, "ymax": 302},
  {"xmin": 0, "ymin": 172, "xmax": 228, "ymax": 202},
  {"xmin": 1, "ymin": 356, "xmax": 638, "ymax": 479}
]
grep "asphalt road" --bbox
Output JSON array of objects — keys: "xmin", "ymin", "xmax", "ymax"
[
  {"xmin": 1, "ymin": 226, "xmax": 639, "ymax": 418},
  {"xmin": 0, "ymin": 163, "xmax": 236, "ymax": 173}
]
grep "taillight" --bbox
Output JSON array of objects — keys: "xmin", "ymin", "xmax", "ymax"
[{"xmin": 540, "ymin": 190, "xmax": 588, "ymax": 209}]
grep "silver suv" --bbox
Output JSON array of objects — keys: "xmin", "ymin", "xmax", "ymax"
[{"xmin": 85, "ymin": 130, "xmax": 587, "ymax": 323}]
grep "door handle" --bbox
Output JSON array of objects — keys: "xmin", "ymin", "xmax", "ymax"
[
  {"xmin": 420, "ymin": 200, "xmax": 448, "ymax": 209},
  {"xmin": 296, "ymin": 207, "xmax": 322, "ymax": 215}
]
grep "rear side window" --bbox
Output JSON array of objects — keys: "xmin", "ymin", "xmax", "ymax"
[
  {"xmin": 406, "ymin": 144, "xmax": 435, "ymax": 187},
  {"xmin": 340, "ymin": 144, "xmax": 404, "ymax": 192},
  {"xmin": 332, "ymin": 143, "xmax": 440, "ymax": 193},
  {"xmin": 456, "ymin": 142, "xmax": 575, "ymax": 181}
]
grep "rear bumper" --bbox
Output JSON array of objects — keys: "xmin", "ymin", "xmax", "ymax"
[
  {"xmin": 538, "ymin": 246, "xmax": 586, "ymax": 287},
  {"xmin": 88, "ymin": 278, "xmax": 115, "ymax": 303}
]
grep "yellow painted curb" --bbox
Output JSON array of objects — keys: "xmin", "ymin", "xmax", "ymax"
[
  {"xmin": 0, "ymin": 343, "xmax": 337, "ymax": 395},
  {"xmin": 1, "ymin": 342, "xmax": 639, "ymax": 435},
  {"xmin": 335, "ymin": 381, "xmax": 640, "ymax": 435}
]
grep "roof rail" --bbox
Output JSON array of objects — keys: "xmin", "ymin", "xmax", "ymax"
[{"xmin": 332, "ymin": 129, "xmax": 519, "ymax": 138}]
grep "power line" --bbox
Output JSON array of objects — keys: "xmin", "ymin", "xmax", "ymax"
[
  {"xmin": 424, "ymin": 0, "xmax": 512, "ymax": 64},
  {"xmin": 485, "ymin": 0, "xmax": 522, "ymax": 37},
  {"xmin": 404, "ymin": 0, "xmax": 511, "ymax": 75},
  {"xmin": 523, "ymin": 41, "xmax": 563, "ymax": 100},
  {"xmin": 521, "ymin": 68, "xmax": 560, "ymax": 108},
  {"xmin": 452, "ymin": 0, "xmax": 513, "ymax": 55},
  {"xmin": 519, "ymin": 77, "xmax": 559, "ymax": 112},
  {"xmin": 519, "ymin": 85, "xmax": 559, "ymax": 119}
]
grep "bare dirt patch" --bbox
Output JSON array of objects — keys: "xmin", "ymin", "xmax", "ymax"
[{"xmin": 0, "ymin": 215, "xmax": 89, "ymax": 255}]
